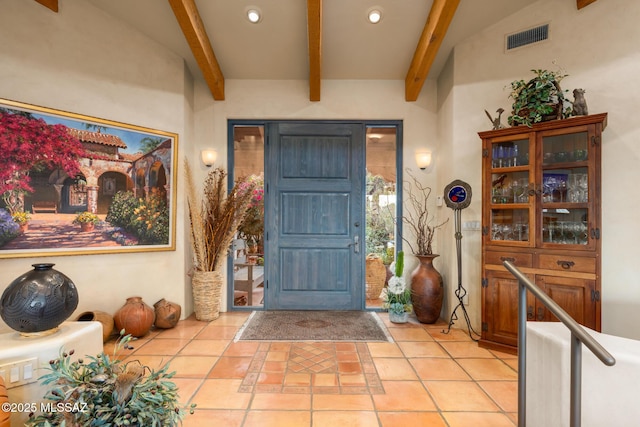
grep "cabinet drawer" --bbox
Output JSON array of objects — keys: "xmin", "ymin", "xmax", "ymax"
[
  {"xmin": 485, "ymin": 251, "xmax": 533, "ymax": 268},
  {"xmin": 537, "ymin": 254, "xmax": 596, "ymax": 274}
]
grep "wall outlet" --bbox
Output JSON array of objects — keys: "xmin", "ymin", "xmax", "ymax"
[{"xmin": 0, "ymin": 357, "xmax": 39, "ymax": 389}]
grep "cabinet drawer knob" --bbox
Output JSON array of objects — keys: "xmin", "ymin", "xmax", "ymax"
[
  {"xmin": 527, "ymin": 305, "xmax": 534, "ymax": 320},
  {"xmin": 500, "ymin": 256, "xmax": 516, "ymax": 263},
  {"xmin": 557, "ymin": 260, "xmax": 575, "ymax": 269}
]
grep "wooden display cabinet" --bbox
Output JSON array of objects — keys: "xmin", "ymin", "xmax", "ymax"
[{"xmin": 478, "ymin": 113, "xmax": 607, "ymax": 353}]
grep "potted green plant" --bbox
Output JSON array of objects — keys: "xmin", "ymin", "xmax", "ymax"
[
  {"xmin": 508, "ymin": 68, "xmax": 571, "ymax": 127},
  {"xmin": 26, "ymin": 332, "xmax": 195, "ymax": 426},
  {"xmin": 383, "ymin": 251, "xmax": 412, "ymax": 323},
  {"xmin": 73, "ymin": 211, "xmax": 100, "ymax": 232}
]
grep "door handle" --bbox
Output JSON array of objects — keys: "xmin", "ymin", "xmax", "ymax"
[{"xmin": 348, "ymin": 236, "xmax": 360, "ymax": 254}]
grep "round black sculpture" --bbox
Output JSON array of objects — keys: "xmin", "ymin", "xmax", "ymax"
[{"xmin": 0, "ymin": 263, "xmax": 79, "ymax": 334}]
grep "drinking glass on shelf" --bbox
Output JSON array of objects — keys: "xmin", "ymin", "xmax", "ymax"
[
  {"xmin": 578, "ymin": 174, "xmax": 588, "ymax": 202},
  {"xmin": 501, "ymin": 224, "xmax": 514, "ymax": 241},
  {"xmin": 567, "ymin": 174, "xmax": 580, "ymax": 202},
  {"xmin": 578, "ymin": 221, "xmax": 589, "ymax": 244},
  {"xmin": 543, "ymin": 177, "xmax": 556, "ymax": 203},
  {"xmin": 556, "ymin": 180, "xmax": 567, "ymax": 202},
  {"xmin": 492, "ymin": 223, "xmax": 503, "ymax": 240}
]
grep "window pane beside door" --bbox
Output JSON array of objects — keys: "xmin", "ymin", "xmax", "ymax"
[
  {"xmin": 365, "ymin": 126, "xmax": 398, "ymax": 309},
  {"xmin": 233, "ymin": 125, "xmax": 265, "ymax": 308}
]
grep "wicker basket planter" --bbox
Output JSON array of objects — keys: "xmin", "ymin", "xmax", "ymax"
[
  {"xmin": 192, "ymin": 270, "xmax": 224, "ymax": 321},
  {"xmin": 365, "ymin": 255, "xmax": 386, "ymax": 300}
]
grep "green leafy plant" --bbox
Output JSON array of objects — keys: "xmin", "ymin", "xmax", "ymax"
[
  {"xmin": 508, "ymin": 68, "xmax": 570, "ymax": 127},
  {"xmin": 105, "ymin": 189, "xmax": 170, "ymax": 245},
  {"xmin": 72, "ymin": 211, "xmax": 100, "ymax": 225},
  {"xmin": 383, "ymin": 251, "xmax": 412, "ymax": 315},
  {"xmin": 26, "ymin": 332, "xmax": 195, "ymax": 427}
]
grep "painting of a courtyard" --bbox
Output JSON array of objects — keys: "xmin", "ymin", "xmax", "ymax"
[{"xmin": 0, "ymin": 98, "xmax": 177, "ymax": 258}]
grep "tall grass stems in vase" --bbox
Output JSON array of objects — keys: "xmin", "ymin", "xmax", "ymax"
[
  {"xmin": 185, "ymin": 160, "xmax": 257, "ymax": 320},
  {"xmin": 400, "ymin": 169, "xmax": 449, "ymax": 255},
  {"xmin": 184, "ymin": 160, "xmax": 257, "ymax": 273}
]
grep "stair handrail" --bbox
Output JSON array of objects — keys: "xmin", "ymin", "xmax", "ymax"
[{"xmin": 502, "ymin": 260, "xmax": 615, "ymax": 427}]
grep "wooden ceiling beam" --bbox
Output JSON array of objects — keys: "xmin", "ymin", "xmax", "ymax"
[
  {"xmin": 577, "ymin": 0, "xmax": 598, "ymax": 9},
  {"xmin": 307, "ymin": 0, "xmax": 322, "ymax": 102},
  {"xmin": 34, "ymin": 0, "xmax": 58, "ymax": 12},
  {"xmin": 168, "ymin": 0, "xmax": 225, "ymax": 100},
  {"xmin": 405, "ymin": 0, "xmax": 460, "ymax": 102}
]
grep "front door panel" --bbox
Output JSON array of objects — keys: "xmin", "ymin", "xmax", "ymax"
[{"xmin": 266, "ymin": 122, "xmax": 364, "ymax": 310}]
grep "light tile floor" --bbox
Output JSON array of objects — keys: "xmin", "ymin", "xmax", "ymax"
[{"xmin": 104, "ymin": 312, "xmax": 518, "ymax": 427}]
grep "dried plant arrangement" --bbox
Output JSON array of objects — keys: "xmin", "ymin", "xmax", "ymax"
[
  {"xmin": 184, "ymin": 160, "xmax": 257, "ymax": 272},
  {"xmin": 400, "ymin": 169, "xmax": 449, "ymax": 255}
]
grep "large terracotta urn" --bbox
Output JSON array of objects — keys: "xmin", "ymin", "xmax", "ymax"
[
  {"xmin": 113, "ymin": 297, "xmax": 155, "ymax": 337},
  {"xmin": 410, "ymin": 254, "xmax": 444, "ymax": 324}
]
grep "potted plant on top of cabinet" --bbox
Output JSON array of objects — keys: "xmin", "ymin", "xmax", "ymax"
[{"xmin": 508, "ymin": 68, "xmax": 571, "ymax": 127}]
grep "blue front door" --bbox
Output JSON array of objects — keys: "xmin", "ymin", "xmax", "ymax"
[{"xmin": 265, "ymin": 122, "xmax": 365, "ymax": 310}]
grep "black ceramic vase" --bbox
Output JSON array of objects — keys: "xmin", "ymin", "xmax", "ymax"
[{"xmin": 0, "ymin": 263, "xmax": 79, "ymax": 334}]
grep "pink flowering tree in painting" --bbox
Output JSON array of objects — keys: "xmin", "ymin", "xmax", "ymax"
[{"xmin": 0, "ymin": 109, "xmax": 85, "ymax": 214}]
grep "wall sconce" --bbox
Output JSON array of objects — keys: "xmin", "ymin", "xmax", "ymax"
[
  {"xmin": 415, "ymin": 150, "xmax": 432, "ymax": 170},
  {"xmin": 201, "ymin": 148, "xmax": 218, "ymax": 167}
]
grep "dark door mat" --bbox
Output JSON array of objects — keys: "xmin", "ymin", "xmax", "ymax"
[{"xmin": 235, "ymin": 310, "xmax": 392, "ymax": 342}]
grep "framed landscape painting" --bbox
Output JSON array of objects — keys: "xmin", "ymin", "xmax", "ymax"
[{"xmin": 0, "ymin": 98, "xmax": 178, "ymax": 258}]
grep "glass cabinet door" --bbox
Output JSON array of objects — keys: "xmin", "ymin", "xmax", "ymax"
[
  {"xmin": 539, "ymin": 129, "xmax": 594, "ymax": 249},
  {"xmin": 487, "ymin": 138, "xmax": 532, "ymax": 246}
]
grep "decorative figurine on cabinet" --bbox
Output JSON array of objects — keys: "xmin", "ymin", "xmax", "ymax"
[
  {"xmin": 572, "ymin": 88, "xmax": 588, "ymax": 116},
  {"xmin": 485, "ymin": 108, "xmax": 505, "ymax": 130}
]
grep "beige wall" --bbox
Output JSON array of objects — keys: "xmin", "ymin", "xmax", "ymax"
[
  {"xmin": 440, "ymin": 0, "xmax": 640, "ymax": 339},
  {"xmin": 0, "ymin": 0, "xmax": 192, "ymax": 333},
  {"xmin": 0, "ymin": 0, "xmax": 446, "ymax": 330},
  {"xmin": 2, "ymin": 0, "xmax": 638, "ymax": 340}
]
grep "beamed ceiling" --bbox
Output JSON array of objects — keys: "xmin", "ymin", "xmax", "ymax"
[{"xmin": 39, "ymin": 0, "xmax": 598, "ymax": 102}]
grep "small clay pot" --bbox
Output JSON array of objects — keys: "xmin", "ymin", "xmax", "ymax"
[
  {"xmin": 113, "ymin": 297, "xmax": 155, "ymax": 337},
  {"xmin": 153, "ymin": 299, "xmax": 181, "ymax": 329},
  {"xmin": 76, "ymin": 310, "xmax": 115, "ymax": 342}
]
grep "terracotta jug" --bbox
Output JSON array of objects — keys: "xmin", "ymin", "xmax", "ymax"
[
  {"xmin": 410, "ymin": 254, "xmax": 444, "ymax": 324},
  {"xmin": 153, "ymin": 298, "xmax": 181, "ymax": 329},
  {"xmin": 113, "ymin": 297, "xmax": 155, "ymax": 337},
  {"xmin": 76, "ymin": 310, "xmax": 115, "ymax": 342}
]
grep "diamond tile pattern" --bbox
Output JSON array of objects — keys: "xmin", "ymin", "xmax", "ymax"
[
  {"xmin": 238, "ymin": 341, "xmax": 384, "ymax": 394},
  {"xmin": 289, "ymin": 343, "xmax": 337, "ymax": 373},
  {"xmin": 105, "ymin": 312, "xmax": 519, "ymax": 426}
]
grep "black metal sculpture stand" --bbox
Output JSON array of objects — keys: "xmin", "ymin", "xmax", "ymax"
[{"xmin": 442, "ymin": 208, "xmax": 481, "ymax": 341}]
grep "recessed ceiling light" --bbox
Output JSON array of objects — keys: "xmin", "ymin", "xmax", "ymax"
[
  {"xmin": 247, "ymin": 8, "xmax": 261, "ymax": 23},
  {"xmin": 367, "ymin": 8, "xmax": 382, "ymax": 24}
]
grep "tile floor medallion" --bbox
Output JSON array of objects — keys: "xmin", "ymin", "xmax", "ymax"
[{"xmin": 102, "ymin": 311, "xmax": 518, "ymax": 426}]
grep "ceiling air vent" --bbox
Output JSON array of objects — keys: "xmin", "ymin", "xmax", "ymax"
[{"xmin": 506, "ymin": 24, "xmax": 549, "ymax": 51}]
